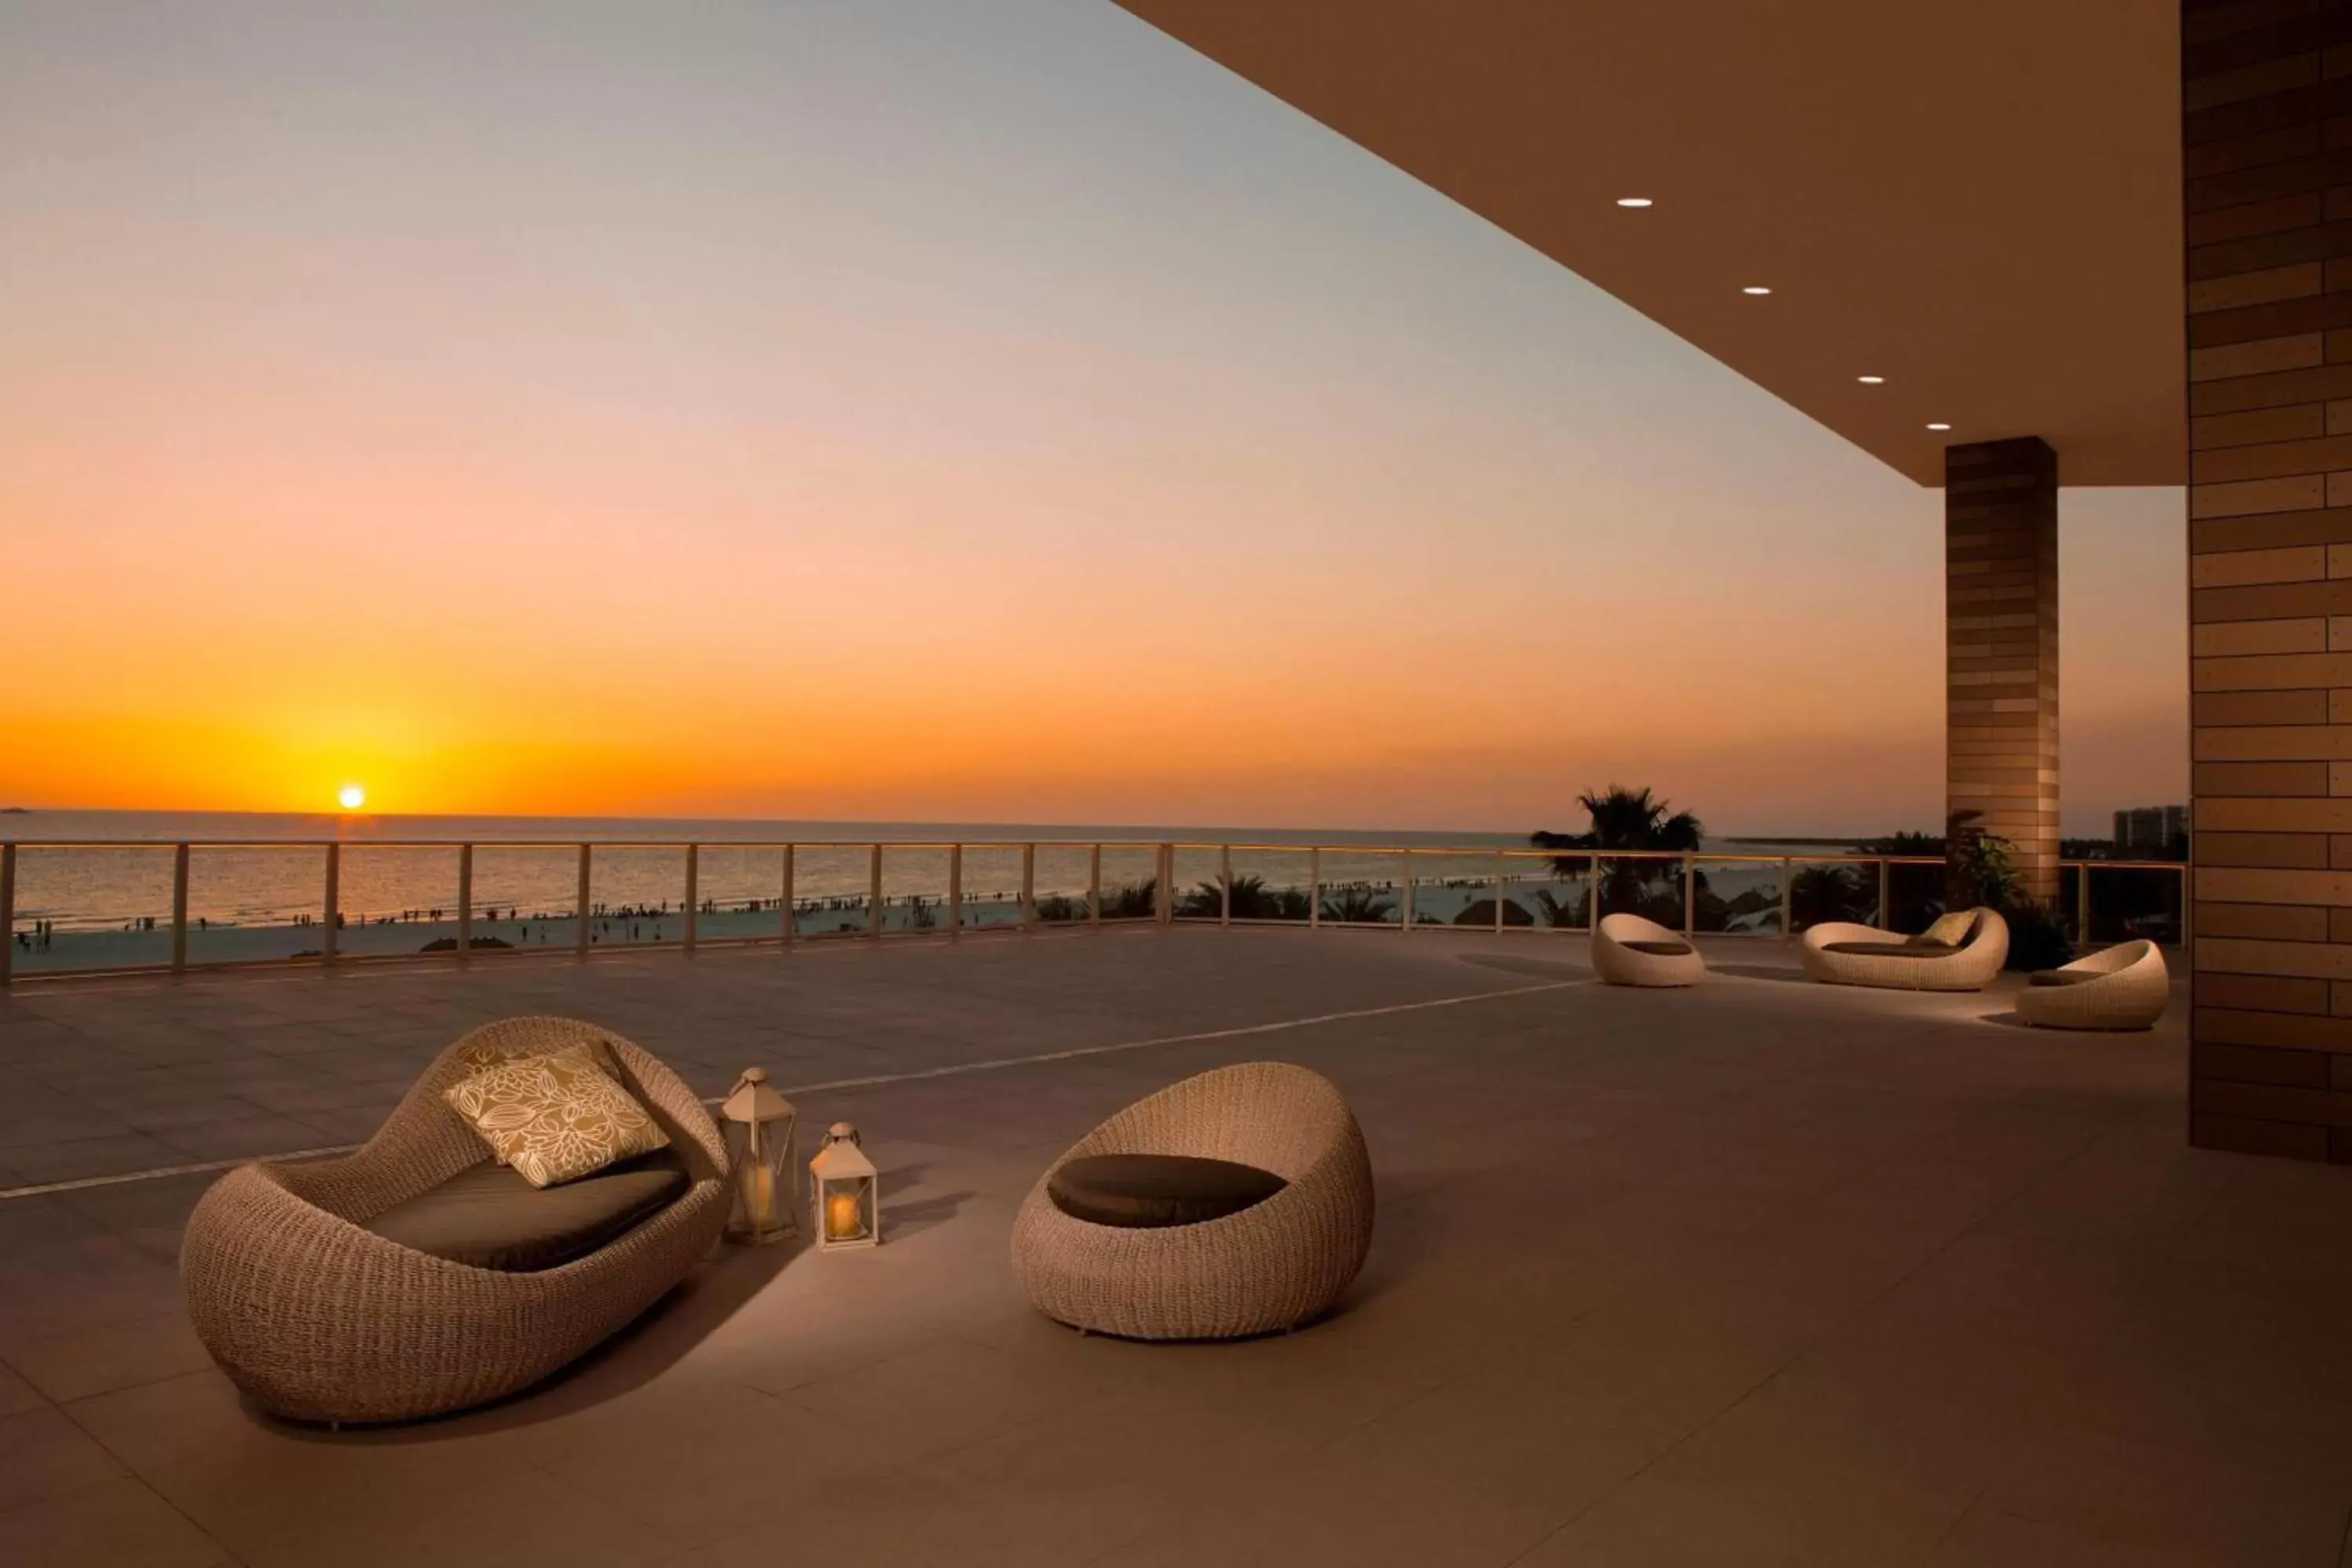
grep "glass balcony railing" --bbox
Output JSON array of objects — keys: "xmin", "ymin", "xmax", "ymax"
[{"xmin": 0, "ymin": 836, "xmax": 2191, "ymax": 982}]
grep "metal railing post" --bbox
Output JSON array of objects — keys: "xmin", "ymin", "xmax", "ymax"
[
  {"xmin": 869, "ymin": 844, "xmax": 884, "ymax": 940},
  {"xmin": 1311, "ymin": 848, "xmax": 1323, "ymax": 929},
  {"xmin": 1588, "ymin": 858, "xmax": 1601, "ymax": 931},
  {"xmin": 1087, "ymin": 844, "xmax": 1102, "ymax": 926},
  {"xmin": 322, "ymin": 843, "xmax": 339, "ymax": 966},
  {"xmin": 949, "ymin": 844, "xmax": 964, "ymax": 938},
  {"xmin": 1401, "ymin": 848, "xmax": 1414, "ymax": 935},
  {"xmin": 1877, "ymin": 858, "xmax": 1890, "ymax": 927},
  {"xmin": 1494, "ymin": 855, "xmax": 1506, "ymax": 933},
  {"xmin": 456, "ymin": 844, "xmax": 474, "ymax": 963},
  {"xmin": 171, "ymin": 843, "xmax": 190, "ymax": 973},
  {"xmin": 576, "ymin": 844, "xmax": 592, "ymax": 956},
  {"xmin": 2078, "ymin": 861, "xmax": 2092, "ymax": 945},
  {"xmin": 2179, "ymin": 863, "xmax": 2191, "ymax": 948},
  {"xmin": 1156, "ymin": 844, "xmax": 1172, "ymax": 926},
  {"xmin": 1779, "ymin": 856, "xmax": 1792, "ymax": 939},
  {"xmin": 1221, "ymin": 844, "xmax": 1232, "ymax": 926},
  {"xmin": 1021, "ymin": 843, "xmax": 1036, "ymax": 929},
  {"xmin": 1682, "ymin": 855, "xmax": 1695, "ymax": 938},
  {"xmin": 0, "ymin": 843, "xmax": 14, "ymax": 986},
  {"xmin": 781, "ymin": 844, "xmax": 796, "ymax": 946},
  {"xmin": 683, "ymin": 844, "xmax": 699, "ymax": 952}
]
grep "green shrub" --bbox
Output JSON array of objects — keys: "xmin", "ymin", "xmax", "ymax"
[{"xmin": 2002, "ymin": 901, "xmax": 2074, "ymax": 973}]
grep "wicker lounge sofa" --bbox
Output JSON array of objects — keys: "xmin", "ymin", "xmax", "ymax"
[
  {"xmin": 1798, "ymin": 906, "xmax": 2010, "ymax": 992},
  {"xmin": 1592, "ymin": 912, "xmax": 1706, "ymax": 987},
  {"xmin": 1011, "ymin": 1061, "xmax": 1374, "ymax": 1340},
  {"xmin": 182, "ymin": 1018, "xmax": 729, "ymax": 1425},
  {"xmin": 2015, "ymin": 939, "xmax": 2169, "ymax": 1030}
]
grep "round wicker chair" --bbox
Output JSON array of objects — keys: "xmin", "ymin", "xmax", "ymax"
[
  {"xmin": 1592, "ymin": 913, "xmax": 1705, "ymax": 987},
  {"xmin": 1798, "ymin": 906, "xmax": 2010, "ymax": 992},
  {"xmin": 2015, "ymin": 940, "xmax": 2169, "ymax": 1030},
  {"xmin": 181, "ymin": 1018, "xmax": 729, "ymax": 1425},
  {"xmin": 1011, "ymin": 1062, "xmax": 1373, "ymax": 1340}
]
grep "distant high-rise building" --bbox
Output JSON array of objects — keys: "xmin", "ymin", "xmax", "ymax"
[{"xmin": 2112, "ymin": 805, "xmax": 2188, "ymax": 857}]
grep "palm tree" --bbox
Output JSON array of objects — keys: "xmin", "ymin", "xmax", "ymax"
[
  {"xmin": 1533, "ymin": 785, "xmax": 1704, "ymax": 857},
  {"xmin": 1534, "ymin": 887, "xmax": 1583, "ymax": 929},
  {"xmin": 1320, "ymin": 887, "xmax": 1396, "ymax": 924},
  {"xmin": 1179, "ymin": 873, "xmax": 1298, "ymax": 920},
  {"xmin": 1532, "ymin": 785, "xmax": 1704, "ymax": 921}
]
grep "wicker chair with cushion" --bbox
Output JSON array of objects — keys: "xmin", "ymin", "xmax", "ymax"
[
  {"xmin": 2015, "ymin": 939, "xmax": 2169, "ymax": 1030},
  {"xmin": 1011, "ymin": 1062, "xmax": 1373, "ymax": 1340},
  {"xmin": 1798, "ymin": 906, "xmax": 2010, "ymax": 992},
  {"xmin": 181, "ymin": 1018, "xmax": 729, "ymax": 1425},
  {"xmin": 1592, "ymin": 912, "xmax": 1705, "ymax": 987}
]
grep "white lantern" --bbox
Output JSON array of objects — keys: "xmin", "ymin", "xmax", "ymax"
[
  {"xmin": 720, "ymin": 1068, "xmax": 797, "ymax": 1245},
  {"xmin": 809, "ymin": 1122, "xmax": 879, "ymax": 1250}
]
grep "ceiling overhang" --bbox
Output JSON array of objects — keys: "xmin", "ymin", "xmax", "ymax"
[{"xmin": 1111, "ymin": 1, "xmax": 2183, "ymax": 488}]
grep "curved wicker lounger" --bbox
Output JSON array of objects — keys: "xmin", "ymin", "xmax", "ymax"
[
  {"xmin": 1592, "ymin": 913, "xmax": 1705, "ymax": 987},
  {"xmin": 2015, "ymin": 940, "xmax": 2169, "ymax": 1030},
  {"xmin": 181, "ymin": 1017, "xmax": 729, "ymax": 1425},
  {"xmin": 1798, "ymin": 907, "xmax": 2009, "ymax": 992},
  {"xmin": 1011, "ymin": 1062, "xmax": 1373, "ymax": 1340}
]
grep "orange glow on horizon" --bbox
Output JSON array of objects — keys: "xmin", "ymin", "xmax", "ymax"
[{"xmin": 0, "ymin": 2, "xmax": 2186, "ymax": 837}]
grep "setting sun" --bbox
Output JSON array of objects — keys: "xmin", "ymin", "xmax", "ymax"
[{"xmin": 337, "ymin": 783, "xmax": 366, "ymax": 811}]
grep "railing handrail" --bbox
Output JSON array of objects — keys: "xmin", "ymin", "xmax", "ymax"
[{"xmin": 0, "ymin": 835, "xmax": 2191, "ymax": 874}]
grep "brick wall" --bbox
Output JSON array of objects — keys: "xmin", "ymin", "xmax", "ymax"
[
  {"xmin": 2186, "ymin": 0, "xmax": 2352, "ymax": 1160},
  {"xmin": 1947, "ymin": 437, "xmax": 2060, "ymax": 902}
]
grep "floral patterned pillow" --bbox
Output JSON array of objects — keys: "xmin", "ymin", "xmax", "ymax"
[
  {"xmin": 442, "ymin": 1050, "xmax": 670, "ymax": 1188},
  {"xmin": 448, "ymin": 1040, "xmax": 605, "ymax": 1166}
]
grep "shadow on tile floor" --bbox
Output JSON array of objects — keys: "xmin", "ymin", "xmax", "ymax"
[{"xmin": 289, "ymin": 1241, "xmax": 798, "ymax": 1446}]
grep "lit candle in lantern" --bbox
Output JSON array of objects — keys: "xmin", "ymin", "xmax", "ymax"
[
  {"xmin": 719, "ymin": 1068, "xmax": 797, "ymax": 1246},
  {"xmin": 744, "ymin": 1161, "xmax": 777, "ymax": 1230},
  {"xmin": 810, "ymin": 1121, "xmax": 880, "ymax": 1250}
]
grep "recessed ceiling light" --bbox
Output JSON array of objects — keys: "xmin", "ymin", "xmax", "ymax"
[
  {"xmin": 1857, "ymin": 375, "xmax": 1886, "ymax": 385},
  {"xmin": 1741, "ymin": 285, "xmax": 1772, "ymax": 296},
  {"xmin": 1926, "ymin": 422, "xmax": 1952, "ymax": 431},
  {"xmin": 1615, "ymin": 198, "xmax": 1653, "ymax": 209}
]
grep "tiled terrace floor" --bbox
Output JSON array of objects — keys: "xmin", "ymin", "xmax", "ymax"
[{"xmin": 0, "ymin": 926, "xmax": 2338, "ymax": 1567}]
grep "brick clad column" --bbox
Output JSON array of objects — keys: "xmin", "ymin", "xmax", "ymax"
[
  {"xmin": 2185, "ymin": 0, "xmax": 2352, "ymax": 1161},
  {"xmin": 1947, "ymin": 437, "xmax": 2060, "ymax": 903}
]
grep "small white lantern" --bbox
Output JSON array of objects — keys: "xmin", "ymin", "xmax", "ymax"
[
  {"xmin": 720, "ymin": 1068, "xmax": 797, "ymax": 1245},
  {"xmin": 809, "ymin": 1121, "xmax": 879, "ymax": 1250}
]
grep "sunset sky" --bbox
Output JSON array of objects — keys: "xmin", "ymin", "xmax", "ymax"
[{"xmin": 0, "ymin": 0, "xmax": 2183, "ymax": 837}]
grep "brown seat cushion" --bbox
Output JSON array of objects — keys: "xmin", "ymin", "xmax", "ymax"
[
  {"xmin": 363, "ymin": 1149, "xmax": 690, "ymax": 1272},
  {"xmin": 1048, "ymin": 1153, "xmax": 1287, "ymax": 1229},
  {"xmin": 1623, "ymin": 938, "xmax": 1695, "ymax": 956},
  {"xmin": 1820, "ymin": 940, "xmax": 1958, "ymax": 958},
  {"xmin": 2027, "ymin": 967, "xmax": 2100, "ymax": 988}
]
